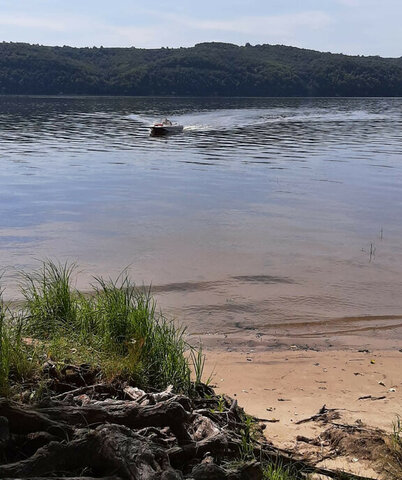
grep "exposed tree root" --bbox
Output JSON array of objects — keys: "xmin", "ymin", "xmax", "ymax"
[{"xmin": 0, "ymin": 382, "xmax": 385, "ymax": 479}]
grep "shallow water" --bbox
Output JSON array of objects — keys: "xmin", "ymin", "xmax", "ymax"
[{"xmin": 1, "ymin": 96, "xmax": 402, "ymax": 342}]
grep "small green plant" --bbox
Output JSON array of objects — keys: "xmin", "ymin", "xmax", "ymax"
[
  {"xmin": 190, "ymin": 344, "xmax": 206, "ymax": 386},
  {"xmin": 210, "ymin": 395, "xmax": 225, "ymax": 414},
  {"xmin": 240, "ymin": 415, "xmax": 258, "ymax": 461},
  {"xmin": 217, "ymin": 395, "xmax": 225, "ymax": 412}
]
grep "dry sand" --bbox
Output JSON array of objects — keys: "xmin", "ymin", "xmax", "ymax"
[{"xmin": 203, "ymin": 347, "xmax": 402, "ymax": 477}]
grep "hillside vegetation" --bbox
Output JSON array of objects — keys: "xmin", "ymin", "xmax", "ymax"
[{"xmin": 1, "ymin": 41, "xmax": 402, "ymax": 96}]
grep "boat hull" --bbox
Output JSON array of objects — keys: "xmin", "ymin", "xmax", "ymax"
[{"xmin": 150, "ymin": 125, "xmax": 184, "ymax": 136}]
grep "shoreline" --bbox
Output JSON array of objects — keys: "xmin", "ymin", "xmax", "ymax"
[{"xmin": 188, "ymin": 316, "xmax": 402, "ymax": 353}]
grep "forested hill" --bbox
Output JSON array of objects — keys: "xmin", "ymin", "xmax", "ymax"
[{"xmin": 1, "ymin": 41, "xmax": 402, "ymax": 96}]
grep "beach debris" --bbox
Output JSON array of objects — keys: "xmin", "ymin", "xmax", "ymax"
[
  {"xmin": 358, "ymin": 395, "xmax": 386, "ymax": 401},
  {"xmin": 266, "ymin": 407, "xmax": 275, "ymax": 412},
  {"xmin": 295, "ymin": 405, "xmax": 340, "ymax": 425},
  {"xmin": 76, "ymin": 394, "xmax": 91, "ymax": 406},
  {"xmin": 370, "ymin": 359, "xmax": 376, "ymax": 364},
  {"xmin": 378, "ymin": 381, "xmax": 386, "ymax": 387},
  {"xmin": 358, "ymin": 349, "xmax": 370, "ymax": 353},
  {"xmin": 353, "ymin": 372, "xmax": 363, "ymax": 376},
  {"xmin": 277, "ymin": 398, "xmax": 290, "ymax": 402},
  {"xmin": 296, "ymin": 434, "xmax": 324, "ymax": 446},
  {"xmin": 123, "ymin": 385, "xmax": 147, "ymax": 401},
  {"xmin": 246, "ymin": 357, "xmax": 253, "ymax": 362},
  {"xmin": 389, "ymin": 388, "xmax": 396, "ymax": 392},
  {"xmin": 294, "ymin": 419, "xmax": 389, "ymax": 478}
]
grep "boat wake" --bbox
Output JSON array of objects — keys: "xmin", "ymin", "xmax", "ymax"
[{"xmin": 128, "ymin": 108, "xmax": 393, "ymax": 134}]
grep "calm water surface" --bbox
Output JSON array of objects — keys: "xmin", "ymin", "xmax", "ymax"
[{"xmin": 1, "ymin": 96, "xmax": 402, "ymax": 342}]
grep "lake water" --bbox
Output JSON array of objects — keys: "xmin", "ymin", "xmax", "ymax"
[{"xmin": 1, "ymin": 96, "xmax": 402, "ymax": 345}]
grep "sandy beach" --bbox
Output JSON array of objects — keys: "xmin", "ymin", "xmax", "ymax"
[{"xmin": 203, "ymin": 346, "xmax": 401, "ymax": 477}]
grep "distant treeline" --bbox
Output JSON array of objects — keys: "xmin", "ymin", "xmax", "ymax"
[{"xmin": 1, "ymin": 41, "xmax": 402, "ymax": 96}]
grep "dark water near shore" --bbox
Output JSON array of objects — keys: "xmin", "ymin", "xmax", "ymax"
[{"xmin": 1, "ymin": 96, "xmax": 402, "ymax": 343}]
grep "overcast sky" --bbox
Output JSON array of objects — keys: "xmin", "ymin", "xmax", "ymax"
[{"xmin": 1, "ymin": 0, "xmax": 401, "ymax": 57}]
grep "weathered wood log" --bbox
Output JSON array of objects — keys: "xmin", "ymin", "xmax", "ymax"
[
  {"xmin": 9, "ymin": 431, "xmax": 61, "ymax": 460},
  {"xmin": 51, "ymin": 383, "xmax": 120, "ymax": 401},
  {"xmin": 0, "ymin": 424, "xmax": 181, "ymax": 479},
  {"xmin": 192, "ymin": 459, "xmax": 263, "ymax": 480},
  {"xmin": 2, "ymin": 477, "xmax": 121, "ymax": 480},
  {"xmin": 191, "ymin": 461, "xmax": 229, "ymax": 479},
  {"xmin": 39, "ymin": 397, "xmax": 192, "ymax": 442},
  {"xmin": 0, "ymin": 397, "xmax": 191, "ymax": 442},
  {"xmin": 168, "ymin": 432, "xmax": 241, "ymax": 467},
  {"xmin": 0, "ymin": 399, "xmax": 70, "ymax": 437},
  {"xmin": 0, "ymin": 415, "xmax": 10, "ymax": 449}
]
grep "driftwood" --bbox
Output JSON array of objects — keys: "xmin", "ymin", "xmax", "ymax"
[
  {"xmin": 295, "ymin": 404, "xmax": 340, "ymax": 425},
  {"xmin": 0, "ymin": 382, "xmax": 382, "ymax": 480},
  {"xmin": 50, "ymin": 383, "xmax": 120, "ymax": 401},
  {"xmin": 358, "ymin": 395, "xmax": 386, "ymax": 401}
]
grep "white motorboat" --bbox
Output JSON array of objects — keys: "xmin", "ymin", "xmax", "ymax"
[{"xmin": 150, "ymin": 118, "xmax": 184, "ymax": 136}]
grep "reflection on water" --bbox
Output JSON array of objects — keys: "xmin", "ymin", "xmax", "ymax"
[{"xmin": 1, "ymin": 96, "xmax": 402, "ymax": 343}]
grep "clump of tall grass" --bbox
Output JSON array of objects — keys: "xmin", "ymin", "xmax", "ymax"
[
  {"xmin": 17, "ymin": 261, "xmax": 204, "ymax": 394},
  {"xmin": 0, "ymin": 291, "xmax": 38, "ymax": 395},
  {"xmin": 20, "ymin": 261, "xmax": 78, "ymax": 338},
  {"xmin": 87, "ymin": 273, "xmax": 192, "ymax": 391}
]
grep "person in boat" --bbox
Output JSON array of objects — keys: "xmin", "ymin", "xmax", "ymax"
[{"xmin": 162, "ymin": 118, "xmax": 172, "ymax": 125}]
